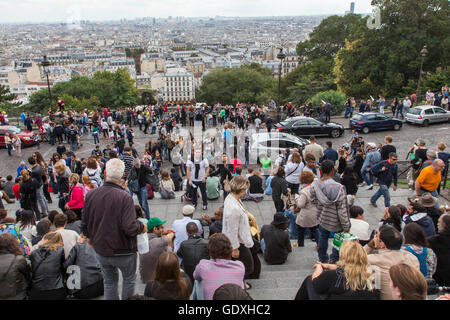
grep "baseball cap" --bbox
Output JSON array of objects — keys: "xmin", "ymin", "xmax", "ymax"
[
  {"xmin": 147, "ymin": 217, "xmax": 166, "ymax": 231},
  {"xmin": 367, "ymin": 143, "xmax": 376, "ymax": 148}
]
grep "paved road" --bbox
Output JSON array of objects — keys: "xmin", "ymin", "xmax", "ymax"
[
  {"xmin": 316, "ymin": 117, "xmax": 450, "ymax": 160},
  {"xmin": 1, "ymin": 116, "xmax": 449, "ymax": 178}
]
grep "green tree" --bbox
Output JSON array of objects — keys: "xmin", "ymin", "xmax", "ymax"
[
  {"xmin": 334, "ymin": 0, "xmax": 449, "ymax": 98},
  {"xmin": 26, "ymin": 69, "xmax": 140, "ymax": 111},
  {"xmin": 197, "ymin": 66, "xmax": 276, "ymax": 105},
  {"xmin": 296, "ymin": 14, "xmax": 367, "ymax": 62},
  {"xmin": 0, "ymin": 84, "xmax": 21, "ymax": 116}
]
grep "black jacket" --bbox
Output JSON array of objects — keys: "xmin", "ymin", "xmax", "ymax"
[
  {"xmin": 30, "ymin": 247, "xmax": 66, "ymax": 291},
  {"xmin": 19, "ymin": 178, "xmax": 39, "ymax": 209},
  {"xmin": 131, "ymin": 164, "xmax": 153, "ymax": 188},
  {"xmin": 209, "ymin": 219, "xmax": 223, "ymax": 236},
  {"xmin": 81, "ymin": 182, "xmax": 144, "ymax": 256},
  {"xmin": 63, "ymin": 242, "xmax": 103, "ymax": 290},
  {"xmin": 30, "ymin": 165, "xmax": 45, "ymax": 188},
  {"xmin": 176, "ymin": 234, "xmax": 209, "ymax": 281},
  {"xmin": 70, "ymin": 160, "xmax": 83, "ymax": 176},
  {"xmin": 170, "ymin": 172, "xmax": 183, "ymax": 191},
  {"xmin": 212, "ymin": 164, "xmax": 233, "ymax": 184},
  {"xmin": 341, "ymin": 174, "xmax": 358, "ymax": 195},
  {"xmin": 0, "ymin": 252, "xmax": 31, "ymax": 300},
  {"xmin": 428, "ymin": 231, "xmax": 450, "ymax": 286},
  {"xmin": 248, "ymin": 175, "xmax": 264, "ymax": 194}
]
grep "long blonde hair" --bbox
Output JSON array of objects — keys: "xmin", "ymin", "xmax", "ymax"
[
  {"xmin": 336, "ymin": 241, "xmax": 375, "ymax": 291},
  {"xmin": 39, "ymin": 232, "xmax": 64, "ymax": 251}
]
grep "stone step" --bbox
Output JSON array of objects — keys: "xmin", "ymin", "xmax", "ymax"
[{"xmin": 246, "ymin": 288, "xmax": 299, "ymax": 300}]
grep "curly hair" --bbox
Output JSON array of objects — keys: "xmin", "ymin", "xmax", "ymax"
[
  {"xmin": 208, "ymin": 233, "xmax": 232, "ymax": 260},
  {"xmin": 0, "ymin": 233, "xmax": 23, "ymax": 256}
]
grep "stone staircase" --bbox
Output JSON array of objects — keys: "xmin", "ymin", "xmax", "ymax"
[{"xmin": 247, "ymin": 240, "xmax": 319, "ymax": 300}]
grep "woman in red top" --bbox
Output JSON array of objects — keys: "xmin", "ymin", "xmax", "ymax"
[
  {"xmin": 12, "ymin": 178, "xmax": 21, "ymax": 200},
  {"xmin": 65, "ymin": 173, "xmax": 84, "ymax": 220}
]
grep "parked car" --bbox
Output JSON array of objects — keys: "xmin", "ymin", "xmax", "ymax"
[
  {"xmin": 274, "ymin": 116, "xmax": 344, "ymax": 138},
  {"xmin": 0, "ymin": 125, "xmax": 36, "ymax": 148},
  {"xmin": 405, "ymin": 105, "xmax": 450, "ymax": 126},
  {"xmin": 349, "ymin": 113, "xmax": 402, "ymax": 134},
  {"xmin": 250, "ymin": 132, "xmax": 309, "ymax": 159}
]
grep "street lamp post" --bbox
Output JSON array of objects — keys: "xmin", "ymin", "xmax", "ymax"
[
  {"xmin": 277, "ymin": 48, "xmax": 286, "ymax": 107},
  {"xmin": 416, "ymin": 45, "xmax": 428, "ymax": 103},
  {"xmin": 41, "ymin": 55, "xmax": 53, "ymax": 113}
]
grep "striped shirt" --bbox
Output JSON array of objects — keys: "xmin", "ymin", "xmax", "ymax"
[{"xmin": 120, "ymin": 153, "xmax": 135, "ymax": 179}]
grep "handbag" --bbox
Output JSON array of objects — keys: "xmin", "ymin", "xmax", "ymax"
[
  {"xmin": 160, "ymin": 182, "xmax": 175, "ymax": 199},
  {"xmin": 137, "ymin": 233, "xmax": 149, "ymax": 254},
  {"xmin": 146, "ymin": 171, "xmax": 160, "ymax": 192}
]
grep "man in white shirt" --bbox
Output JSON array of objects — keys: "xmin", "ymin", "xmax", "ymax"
[
  {"xmin": 254, "ymin": 118, "xmax": 261, "ymax": 131},
  {"xmin": 186, "ymin": 149, "xmax": 210, "ymax": 210},
  {"xmin": 403, "ymin": 97, "xmax": 411, "ymax": 114},
  {"xmin": 172, "ymin": 205, "xmax": 203, "ymax": 253},
  {"xmin": 54, "ymin": 213, "xmax": 80, "ymax": 259}
]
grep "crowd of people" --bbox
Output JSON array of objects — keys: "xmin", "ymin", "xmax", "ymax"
[{"xmin": 0, "ymin": 99, "xmax": 450, "ymax": 301}]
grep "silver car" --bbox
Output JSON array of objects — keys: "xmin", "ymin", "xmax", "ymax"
[
  {"xmin": 406, "ymin": 105, "xmax": 450, "ymax": 126},
  {"xmin": 250, "ymin": 132, "xmax": 309, "ymax": 159}
]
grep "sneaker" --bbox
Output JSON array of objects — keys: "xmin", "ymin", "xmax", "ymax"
[
  {"xmin": 366, "ymin": 185, "xmax": 373, "ymax": 190},
  {"xmin": 370, "ymin": 201, "xmax": 378, "ymax": 207},
  {"xmin": 202, "ymin": 205, "xmax": 207, "ymax": 211}
]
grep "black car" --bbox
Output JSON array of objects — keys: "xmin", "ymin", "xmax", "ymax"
[{"xmin": 274, "ymin": 116, "xmax": 344, "ymax": 138}]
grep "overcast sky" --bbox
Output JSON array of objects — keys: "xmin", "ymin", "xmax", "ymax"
[{"xmin": 0, "ymin": 0, "xmax": 374, "ymax": 23}]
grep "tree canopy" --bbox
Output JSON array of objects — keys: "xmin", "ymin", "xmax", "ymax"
[
  {"xmin": 197, "ymin": 65, "xmax": 276, "ymax": 105},
  {"xmin": 27, "ymin": 68, "xmax": 140, "ymax": 113}
]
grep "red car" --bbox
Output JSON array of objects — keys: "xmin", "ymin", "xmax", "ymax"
[{"xmin": 0, "ymin": 125, "xmax": 36, "ymax": 148}]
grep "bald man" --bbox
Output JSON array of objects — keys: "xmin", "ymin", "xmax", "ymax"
[{"xmin": 415, "ymin": 159, "xmax": 445, "ymax": 208}]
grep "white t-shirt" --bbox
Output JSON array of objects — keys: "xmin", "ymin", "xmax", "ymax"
[
  {"xmin": 285, "ymin": 161, "xmax": 305, "ymax": 185},
  {"xmin": 349, "ymin": 218, "xmax": 371, "ymax": 241},
  {"xmin": 254, "ymin": 118, "xmax": 261, "ymax": 128},
  {"xmin": 186, "ymin": 158, "xmax": 209, "ymax": 182}
]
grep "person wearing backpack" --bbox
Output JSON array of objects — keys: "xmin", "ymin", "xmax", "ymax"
[
  {"xmin": 82, "ymin": 157, "xmax": 102, "ymax": 188},
  {"xmin": 370, "ymin": 152, "xmax": 398, "ymax": 208}
]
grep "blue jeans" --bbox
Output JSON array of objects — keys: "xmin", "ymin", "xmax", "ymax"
[
  {"xmin": 136, "ymin": 186, "xmax": 150, "ymax": 219},
  {"xmin": 95, "ymin": 252, "xmax": 137, "ymax": 300},
  {"xmin": 6, "ymin": 144, "xmax": 12, "ymax": 156},
  {"xmin": 370, "ymin": 184, "xmax": 391, "ymax": 207},
  {"xmin": 344, "ymin": 106, "xmax": 351, "ymax": 118},
  {"xmin": 361, "ymin": 170, "xmax": 374, "ymax": 186},
  {"xmin": 93, "ymin": 133, "xmax": 99, "ymax": 144},
  {"xmin": 395, "ymin": 109, "xmax": 404, "ymax": 119},
  {"xmin": 284, "ymin": 209, "xmax": 298, "ymax": 239},
  {"xmin": 260, "ymin": 238, "xmax": 266, "ymax": 254},
  {"xmin": 317, "ymin": 225, "xmax": 340, "ymax": 263}
]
